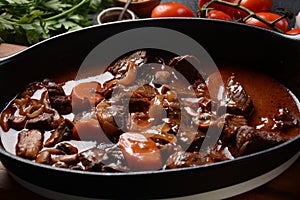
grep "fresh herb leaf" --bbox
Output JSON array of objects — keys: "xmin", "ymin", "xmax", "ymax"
[
  {"xmin": 0, "ymin": 0, "xmax": 115, "ymax": 45},
  {"xmin": 18, "ymin": 10, "xmax": 44, "ymax": 24},
  {"xmin": 42, "ymin": 0, "xmax": 72, "ymax": 11}
]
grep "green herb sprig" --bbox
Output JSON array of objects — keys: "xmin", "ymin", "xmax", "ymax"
[{"xmin": 0, "ymin": 0, "xmax": 115, "ymax": 45}]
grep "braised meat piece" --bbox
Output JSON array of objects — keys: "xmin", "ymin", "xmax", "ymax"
[
  {"xmin": 44, "ymin": 119, "xmax": 75, "ymax": 147},
  {"xmin": 169, "ymin": 55, "xmax": 206, "ymax": 84},
  {"xmin": 96, "ymin": 102, "xmax": 125, "ymax": 143},
  {"xmin": 1, "ymin": 107, "xmax": 26, "ymax": 131},
  {"xmin": 209, "ymin": 145, "xmax": 235, "ymax": 161},
  {"xmin": 0, "ymin": 80, "xmax": 65, "ymax": 132},
  {"xmin": 129, "ymin": 84, "xmax": 158, "ymax": 113},
  {"xmin": 176, "ymin": 130, "xmax": 206, "ymax": 152},
  {"xmin": 272, "ymin": 108, "xmax": 298, "ymax": 131},
  {"xmin": 18, "ymin": 81, "xmax": 45, "ymax": 98},
  {"xmin": 56, "ymin": 142, "xmax": 79, "ymax": 155},
  {"xmin": 220, "ymin": 74, "xmax": 254, "ymax": 118},
  {"xmin": 235, "ymin": 125, "xmax": 256, "ymax": 156},
  {"xmin": 51, "ymin": 154, "xmax": 78, "ymax": 166},
  {"xmin": 235, "ymin": 125, "xmax": 287, "ymax": 156},
  {"xmin": 36, "ymin": 143, "xmax": 78, "ymax": 165},
  {"xmin": 46, "ymin": 82, "xmax": 72, "ymax": 115},
  {"xmin": 16, "ymin": 129, "xmax": 43, "ymax": 159},
  {"xmin": 76, "ymin": 147, "xmax": 106, "ymax": 171},
  {"xmin": 165, "ymin": 151, "xmax": 213, "ymax": 169},
  {"xmin": 105, "ymin": 50, "xmax": 147, "ymax": 78},
  {"xmin": 35, "ymin": 150, "xmax": 52, "ymax": 164},
  {"xmin": 213, "ymin": 113, "xmax": 248, "ymax": 143},
  {"xmin": 25, "ymin": 111, "xmax": 62, "ymax": 131},
  {"xmin": 100, "ymin": 144, "xmax": 129, "ymax": 172}
]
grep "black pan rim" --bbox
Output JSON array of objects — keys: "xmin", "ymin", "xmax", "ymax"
[{"xmin": 1, "ymin": 17, "xmax": 300, "ymax": 64}]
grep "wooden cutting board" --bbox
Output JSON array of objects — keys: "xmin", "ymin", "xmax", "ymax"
[{"xmin": 0, "ymin": 43, "xmax": 27, "ymax": 58}]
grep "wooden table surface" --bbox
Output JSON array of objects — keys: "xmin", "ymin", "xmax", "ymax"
[{"xmin": 1, "ymin": 0, "xmax": 300, "ymax": 199}]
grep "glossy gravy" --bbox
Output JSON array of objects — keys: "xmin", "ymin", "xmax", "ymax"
[{"xmin": 207, "ymin": 66, "xmax": 300, "ymax": 139}]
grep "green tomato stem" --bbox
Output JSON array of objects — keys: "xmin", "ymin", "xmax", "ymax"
[
  {"xmin": 44, "ymin": 0, "xmax": 88, "ymax": 22},
  {"xmin": 202, "ymin": 0, "xmax": 284, "ymax": 33}
]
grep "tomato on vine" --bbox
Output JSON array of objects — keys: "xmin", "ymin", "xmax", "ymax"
[
  {"xmin": 198, "ymin": 0, "xmax": 233, "ymax": 10},
  {"xmin": 235, "ymin": 0, "xmax": 273, "ymax": 13},
  {"xmin": 198, "ymin": 0, "xmax": 234, "ymax": 16},
  {"xmin": 151, "ymin": 2, "xmax": 195, "ymax": 18},
  {"xmin": 231, "ymin": 0, "xmax": 273, "ymax": 19},
  {"xmin": 207, "ymin": 9, "xmax": 233, "ymax": 21},
  {"xmin": 245, "ymin": 12, "xmax": 289, "ymax": 32},
  {"xmin": 286, "ymin": 27, "xmax": 300, "ymax": 35}
]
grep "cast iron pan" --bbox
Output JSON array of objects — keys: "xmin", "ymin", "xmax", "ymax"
[{"xmin": 0, "ymin": 18, "xmax": 300, "ymax": 199}]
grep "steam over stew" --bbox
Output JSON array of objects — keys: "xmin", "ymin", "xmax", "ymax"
[{"xmin": 1, "ymin": 50, "xmax": 300, "ymax": 172}]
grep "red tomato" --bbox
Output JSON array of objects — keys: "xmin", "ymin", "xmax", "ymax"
[
  {"xmin": 231, "ymin": 0, "xmax": 273, "ymax": 19},
  {"xmin": 245, "ymin": 12, "xmax": 288, "ymax": 32},
  {"xmin": 119, "ymin": 132, "xmax": 162, "ymax": 171},
  {"xmin": 198, "ymin": 0, "xmax": 233, "ymax": 10},
  {"xmin": 207, "ymin": 9, "xmax": 232, "ymax": 21},
  {"xmin": 151, "ymin": 2, "xmax": 195, "ymax": 18},
  {"xmin": 235, "ymin": 0, "xmax": 273, "ymax": 13},
  {"xmin": 198, "ymin": 0, "xmax": 240, "ymax": 20},
  {"xmin": 286, "ymin": 27, "xmax": 300, "ymax": 35}
]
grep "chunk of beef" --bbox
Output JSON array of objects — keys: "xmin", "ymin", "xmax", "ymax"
[
  {"xmin": 113, "ymin": 84, "xmax": 158, "ymax": 113},
  {"xmin": 47, "ymin": 83, "xmax": 72, "ymax": 115},
  {"xmin": 3, "ymin": 98, "xmax": 44, "ymax": 131},
  {"xmin": 3, "ymin": 106, "xmax": 26, "ymax": 131},
  {"xmin": 192, "ymin": 112, "xmax": 215, "ymax": 130},
  {"xmin": 18, "ymin": 81, "xmax": 45, "ymax": 98},
  {"xmin": 220, "ymin": 74, "xmax": 254, "ymax": 118},
  {"xmin": 272, "ymin": 108, "xmax": 298, "ymax": 130},
  {"xmin": 209, "ymin": 145, "xmax": 235, "ymax": 161},
  {"xmin": 213, "ymin": 113, "xmax": 248, "ymax": 143},
  {"xmin": 165, "ymin": 151, "xmax": 213, "ymax": 169},
  {"xmin": 235, "ymin": 125, "xmax": 256, "ymax": 156},
  {"xmin": 176, "ymin": 130, "xmax": 206, "ymax": 152},
  {"xmin": 235, "ymin": 125, "xmax": 287, "ymax": 156},
  {"xmin": 16, "ymin": 129, "xmax": 43, "ymax": 159},
  {"xmin": 35, "ymin": 148, "xmax": 63, "ymax": 164},
  {"xmin": 51, "ymin": 154, "xmax": 78, "ymax": 165},
  {"xmin": 129, "ymin": 84, "xmax": 158, "ymax": 113},
  {"xmin": 25, "ymin": 108, "xmax": 62, "ymax": 131},
  {"xmin": 95, "ymin": 102, "xmax": 125, "ymax": 143},
  {"xmin": 35, "ymin": 143, "xmax": 78, "ymax": 165},
  {"xmin": 77, "ymin": 147, "xmax": 106, "ymax": 171},
  {"xmin": 169, "ymin": 55, "xmax": 206, "ymax": 84},
  {"xmin": 44, "ymin": 119, "xmax": 75, "ymax": 147},
  {"xmin": 100, "ymin": 144, "xmax": 129, "ymax": 172},
  {"xmin": 56, "ymin": 142, "xmax": 78, "ymax": 155},
  {"xmin": 105, "ymin": 50, "xmax": 147, "ymax": 78},
  {"xmin": 35, "ymin": 150, "xmax": 52, "ymax": 164}
]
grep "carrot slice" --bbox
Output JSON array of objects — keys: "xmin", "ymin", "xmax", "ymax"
[
  {"xmin": 119, "ymin": 132, "xmax": 162, "ymax": 171},
  {"xmin": 71, "ymin": 82, "xmax": 103, "ymax": 111},
  {"xmin": 73, "ymin": 117, "xmax": 110, "ymax": 143}
]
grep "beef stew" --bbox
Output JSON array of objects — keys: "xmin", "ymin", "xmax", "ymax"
[{"xmin": 1, "ymin": 49, "xmax": 299, "ymax": 172}]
